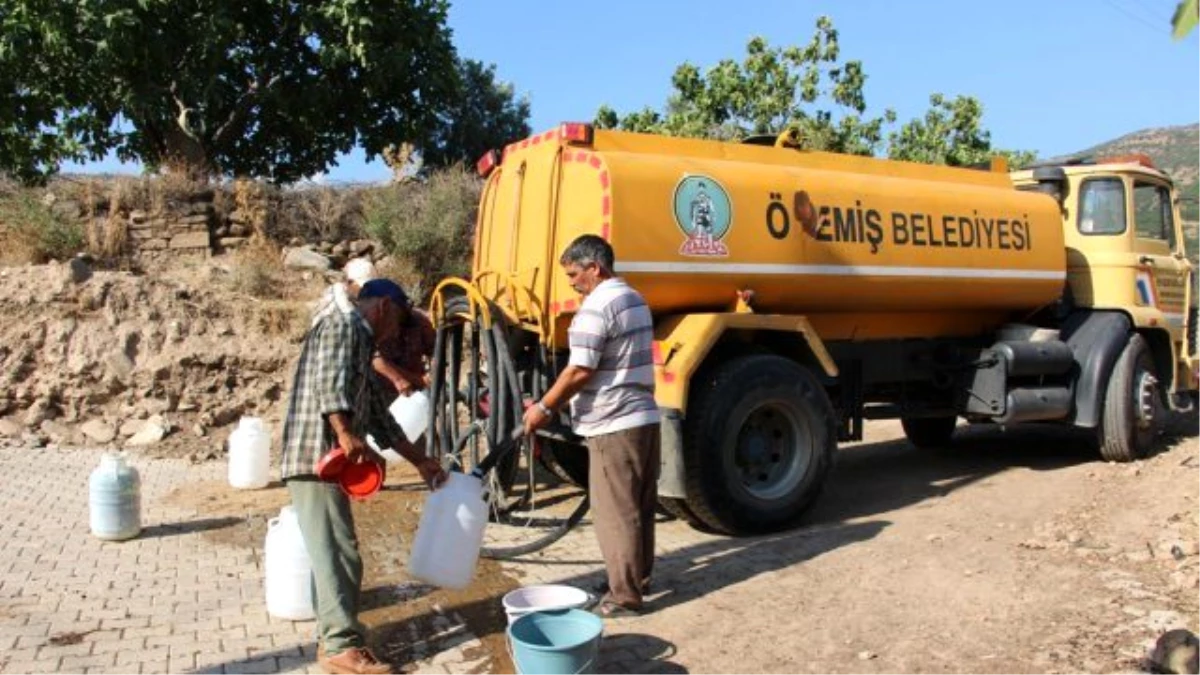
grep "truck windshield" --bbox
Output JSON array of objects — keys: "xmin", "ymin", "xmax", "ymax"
[{"xmin": 1078, "ymin": 178, "xmax": 1126, "ymax": 235}]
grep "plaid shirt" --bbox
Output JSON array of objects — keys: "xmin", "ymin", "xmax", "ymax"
[{"xmin": 280, "ymin": 300, "xmax": 404, "ymax": 480}]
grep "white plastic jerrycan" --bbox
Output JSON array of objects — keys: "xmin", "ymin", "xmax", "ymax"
[
  {"xmin": 89, "ymin": 453, "xmax": 141, "ymax": 541},
  {"xmin": 389, "ymin": 390, "xmax": 430, "ymax": 441},
  {"xmin": 408, "ymin": 472, "xmax": 487, "ymax": 589},
  {"xmin": 228, "ymin": 417, "xmax": 271, "ymax": 490},
  {"xmin": 264, "ymin": 505, "xmax": 316, "ymax": 620}
]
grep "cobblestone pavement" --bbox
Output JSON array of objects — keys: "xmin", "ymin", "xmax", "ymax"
[{"xmin": 0, "ymin": 446, "xmax": 705, "ymax": 674}]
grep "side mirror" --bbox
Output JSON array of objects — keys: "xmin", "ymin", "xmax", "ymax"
[{"xmin": 1031, "ymin": 167, "xmax": 1068, "ymax": 204}]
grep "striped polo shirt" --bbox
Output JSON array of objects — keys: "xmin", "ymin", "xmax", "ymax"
[{"xmin": 567, "ymin": 277, "xmax": 660, "ymax": 437}]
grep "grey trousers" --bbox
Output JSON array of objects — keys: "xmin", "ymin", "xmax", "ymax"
[
  {"xmin": 586, "ymin": 423, "xmax": 660, "ymax": 607},
  {"xmin": 286, "ymin": 477, "xmax": 365, "ymax": 654}
]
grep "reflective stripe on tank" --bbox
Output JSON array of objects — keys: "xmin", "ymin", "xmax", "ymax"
[{"xmin": 613, "ymin": 261, "xmax": 1066, "ymax": 280}]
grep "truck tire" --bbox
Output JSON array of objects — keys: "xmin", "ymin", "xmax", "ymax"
[
  {"xmin": 683, "ymin": 355, "xmax": 836, "ymax": 534},
  {"xmin": 901, "ymin": 416, "xmax": 957, "ymax": 449},
  {"xmin": 658, "ymin": 496, "xmax": 714, "ymax": 530},
  {"xmin": 1099, "ymin": 334, "xmax": 1163, "ymax": 462},
  {"xmin": 539, "ymin": 438, "xmax": 589, "ymax": 488}
]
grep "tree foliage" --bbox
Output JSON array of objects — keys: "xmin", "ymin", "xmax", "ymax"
[
  {"xmin": 0, "ymin": 0, "xmax": 527, "ymax": 183},
  {"xmin": 422, "ymin": 58, "xmax": 530, "ymax": 169},
  {"xmin": 1173, "ymin": 0, "xmax": 1198, "ymax": 39},
  {"xmin": 888, "ymin": 94, "xmax": 1036, "ymax": 169},
  {"xmin": 595, "ymin": 18, "xmax": 896, "ymax": 155},
  {"xmin": 595, "ymin": 16, "xmax": 1034, "ymax": 167}
]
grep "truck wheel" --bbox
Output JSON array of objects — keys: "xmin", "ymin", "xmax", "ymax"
[
  {"xmin": 1099, "ymin": 334, "xmax": 1163, "ymax": 462},
  {"xmin": 683, "ymin": 355, "xmax": 836, "ymax": 534},
  {"xmin": 539, "ymin": 439, "xmax": 588, "ymax": 487},
  {"xmin": 901, "ymin": 416, "xmax": 957, "ymax": 449},
  {"xmin": 658, "ymin": 496, "xmax": 714, "ymax": 530}
]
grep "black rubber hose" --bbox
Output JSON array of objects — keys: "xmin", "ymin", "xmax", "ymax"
[
  {"xmin": 447, "ymin": 324, "xmax": 463, "ymax": 452},
  {"xmin": 427, "ymin": 311, "xmax": 447, "ymax": 459}
]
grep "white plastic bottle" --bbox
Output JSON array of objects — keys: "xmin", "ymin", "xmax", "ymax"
[
  {"xmin": 228, "ymin": 417, "xmax": 271, "ymax": 489},
  {"xmin": 89, "ymin": 453, "xmax": 141, "ymax": 541},
  {"xmin": 264, "ymin": 505, "xmax": 315, "ymax": 620},
  {"xmin": 408, "ymin": 472, "xmax": 487, "ymax": 589},
  {"xmin": 389, "ymin": 390, "xmax": 430, "ymax": 441}
]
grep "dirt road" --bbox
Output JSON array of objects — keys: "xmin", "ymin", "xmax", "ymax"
[{"xmin": 577, "ymin": 417, "xmax": 1199, "ymax": 674}]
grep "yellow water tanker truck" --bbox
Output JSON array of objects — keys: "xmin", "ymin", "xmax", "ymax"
[{"xmin": 427, "ymin": 124, "xmax": 1197, "ymax": 539}]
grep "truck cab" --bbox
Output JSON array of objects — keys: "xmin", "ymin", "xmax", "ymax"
[{"xmin": 1013, "ymin": 155, "xmax": 1198, "ymax": 400}]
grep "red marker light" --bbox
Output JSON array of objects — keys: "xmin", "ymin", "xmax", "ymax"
[
  {"xmin": 559, "ymin": 122, "xmax": 594, "ymax": 145},
  {"xmin": 476, "ymin": 149, "xmax": 499, "ymax": 177}
]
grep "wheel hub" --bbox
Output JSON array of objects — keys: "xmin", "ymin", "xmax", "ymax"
[
  {"xmin": 734, "ymin": 404, "xmax": 810, "ymax": 501},
  {"xmin": 1136, "ymin": 371, "xmax": 1159, "ymax": 429}
]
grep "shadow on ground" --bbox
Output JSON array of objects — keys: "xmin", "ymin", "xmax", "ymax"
[
  {"xmin": 196, "ymin": 414, "xmax": 1199, "ymax": 674},
  {"xmin": 139, "ymin": 516, "xmax": 244, "ymax": 539}
]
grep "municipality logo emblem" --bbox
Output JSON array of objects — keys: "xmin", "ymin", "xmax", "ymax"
[{"xmin": 673, "ymin": 175, "xmax": 731, "ymax": 257}]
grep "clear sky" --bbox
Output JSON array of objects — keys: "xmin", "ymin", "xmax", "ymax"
[{"xmin": 69, "ymin": 0, "xmax": 1200, "ymax": 183}]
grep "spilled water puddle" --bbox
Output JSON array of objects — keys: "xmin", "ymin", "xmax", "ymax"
[
  {"xmin": 164, "ymin": 474, "xmax": 520, "ymax": 673},
  {"xmin": 357, "ymin": 483, "xmax": 520, "ymax": 673}
]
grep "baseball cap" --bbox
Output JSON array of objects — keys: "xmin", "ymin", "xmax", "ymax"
[{"xmin": 357, "ymin": 278, "xmax": 410, "ymax": 309}]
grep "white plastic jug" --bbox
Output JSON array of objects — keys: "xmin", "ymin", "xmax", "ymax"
[
  {"xmin": 228, "ymin": 417, "xmax": 271, "ymax": 490},
  {"xmin": 389, "ymin": 390, "xmax": 430, "ymax": 441},
  {"xmin": 264, "ymin": 505, "xmax": 316, "ymax": 620},
  {"xmin": 89, "ymin": 453, "xmax": 141, "ymax": 541},
  {"xmin": 408, "ymin": 472, "xmax": 487, "ymax": 589}
]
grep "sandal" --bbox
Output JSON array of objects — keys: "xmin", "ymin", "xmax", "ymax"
[{"xmin": 593, "ymin": 598, "xmax": 642, "ymax": 618}]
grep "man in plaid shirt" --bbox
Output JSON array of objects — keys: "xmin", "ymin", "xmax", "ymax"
[{"xmin": 282, "ymin": 278, "xmax": 445, "ymax": 675}]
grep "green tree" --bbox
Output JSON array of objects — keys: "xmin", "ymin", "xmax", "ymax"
[
  {"xmin": 422, "ymin": 58, "xmax": 531, "ymax": 169},
  {"xmin": 1173, "ymin": 0, "xmax": 1198, "ymax": 39},
  {"xmin": 0, "ymin": 0, "xmax": 463, "ymax": 183},
  {"xmin": 887, "ymin": 93, "xmax": 1036, "ymax": 168},
  {"xmin": 595, "ymin": 18, "xmax": 896, "ymax": 155}
]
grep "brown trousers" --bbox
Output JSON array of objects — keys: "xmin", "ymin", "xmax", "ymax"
[{"xmin": 586, "ymin": 423, "xmax": 660, "ymax": 607}]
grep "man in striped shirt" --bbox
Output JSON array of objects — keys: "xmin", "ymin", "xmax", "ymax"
[{"xmin": 523, "ymin": 234, "xmax": 661, "ymax": 617}]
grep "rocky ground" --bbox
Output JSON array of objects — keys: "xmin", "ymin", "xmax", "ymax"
[{"xmin": 0, "ymin": 259, "xmax": 324, "ymax": 461}]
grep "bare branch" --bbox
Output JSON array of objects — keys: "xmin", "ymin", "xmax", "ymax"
[
  {"xmin": 169, "ymin": 80, "xmax": 203, "ymax": 141},
  {"xmin": 211, "ymin": 73, "xmax": 282, "ymax": 147}
]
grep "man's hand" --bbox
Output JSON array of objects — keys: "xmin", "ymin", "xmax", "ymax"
[
  {"xmin": 413, "ymin": 456, "xmax": 448, "ymax": 490},
  {"xmin": 522, "ymin": 403, "xmax": 551, "ymax": 436},
  {"xmin": 392, "ymin": 376, "xmax": 415, "ymax": 396},
  {"xmin": 337, "ymin": 430, "xmax": 370, "ymax": 463}
]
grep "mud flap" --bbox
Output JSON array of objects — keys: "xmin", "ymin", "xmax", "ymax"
[
  {"xmin": 657, "ymin": 408, "xmax": 686, "ymax": 499},
  {"xmin": 1062, "ymin": 311, "xmax": 1132, "ymax": 428}
]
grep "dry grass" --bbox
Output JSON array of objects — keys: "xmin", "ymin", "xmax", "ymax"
[
  {"xmin": 288, "ymin": 185, "xmax": 361, "ymax": 243},
  {"xmin": 360, "ymin": 167, "xmax": 480, "ymax": 291},
  {"xmin": 0, "ymin": 185, "xmax": 85, "ymax": 264},
  {"xmin": 228, "ymin": 238, "xmax": 287, "ymax": 299}
]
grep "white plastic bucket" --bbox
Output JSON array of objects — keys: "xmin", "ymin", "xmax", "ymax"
[{"xmin": 502, "ymin": 585, "xmax": 591, "ymax": 626}]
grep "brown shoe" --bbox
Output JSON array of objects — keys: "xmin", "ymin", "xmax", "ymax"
[{"xmin": 319, "ymin": 647, "xmax": 393, "ymax": 675}]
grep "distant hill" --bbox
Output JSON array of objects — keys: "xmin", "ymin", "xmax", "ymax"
[{"xmin": 1058, "ymin": 123, "xmax": 1199, "ymax": 261}]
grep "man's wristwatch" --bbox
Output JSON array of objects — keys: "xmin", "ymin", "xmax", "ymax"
[{"xmin": 534, "ymin": 400, "xmax": 554, "ymax": 416}]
